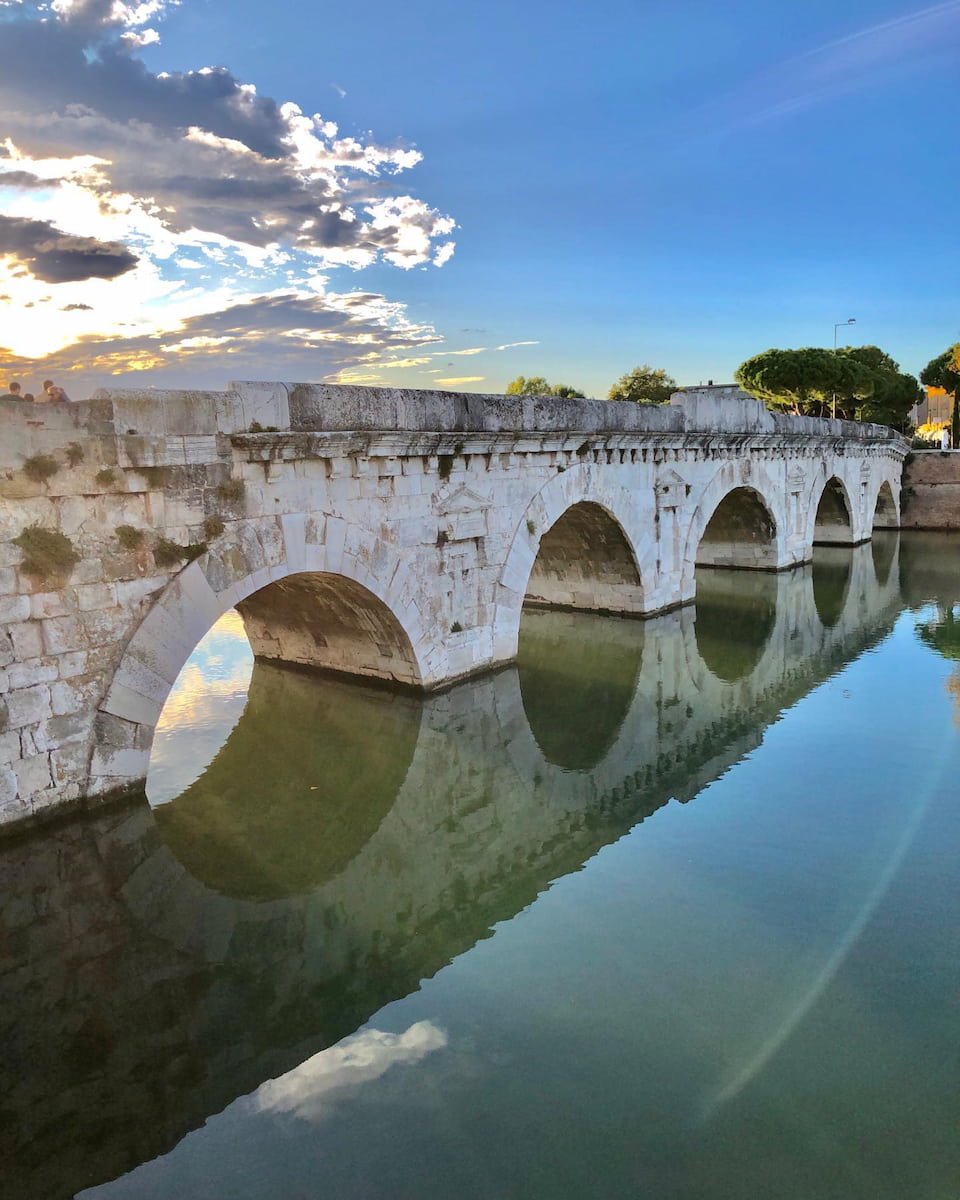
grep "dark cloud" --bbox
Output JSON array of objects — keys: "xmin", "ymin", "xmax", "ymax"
[
  {"xmin": 0, "ymin": 214, "xmax": 139, "ymax": 281},
  {"xmin": 0, "ymin": 169, "xmax": 60, "ymax": 188},
  {"xmin": 61, "ymin": 302, "xmax": 93, "ymax": 310},
  {"xmin": 0, "ymin": 17, "xmax": 291, "ymax": 159}
]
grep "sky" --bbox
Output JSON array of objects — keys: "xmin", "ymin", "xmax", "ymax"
[{"xmin": 0, "ymin": 0, "xmax": 958, "ymax": 400}]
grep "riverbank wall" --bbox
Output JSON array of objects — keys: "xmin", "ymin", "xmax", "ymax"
[{"xmin": 900, "ymin": 451, "xmax": 960, "ymax": 529}]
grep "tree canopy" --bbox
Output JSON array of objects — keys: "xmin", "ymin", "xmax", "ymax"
[
  {"xmin": 735, "ymin": 345, "xmax": 919, "ymax": 425},
  {"xmin": 505, "ymin": 375, "xmax": 585, "ymax": 398},
  {"xmin": 607, "ymin": 365, "xmax": 677, "ymax": 405}
]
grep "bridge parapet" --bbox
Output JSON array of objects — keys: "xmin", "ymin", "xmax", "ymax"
[{"xmin": 1, "ymin": 381, "xmax": 902, "ymax": 464}]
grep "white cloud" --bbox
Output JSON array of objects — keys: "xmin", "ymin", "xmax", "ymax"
[{"xmin": 256, "ymin": 1022, "xmax": 448, "ymax": 1121}]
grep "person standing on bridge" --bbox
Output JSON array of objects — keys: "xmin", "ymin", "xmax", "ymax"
[
  {"xmin": 0, "ymin": 380, "xmax": 23, "ymax": 401},
  {"xmin": 41, "ymin": 379, "xmax": 72, "ymax": 403}
]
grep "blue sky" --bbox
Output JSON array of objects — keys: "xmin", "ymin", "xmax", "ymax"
[{"xmin": 0, "ymin": 0, "xmax": 957, "ymax": 397}]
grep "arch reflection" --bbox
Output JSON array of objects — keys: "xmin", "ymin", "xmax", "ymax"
[
  {"xmin": 517, "ymin": 609, "xmax": 643, "ymax": 770},
  {"xmin": 153, "ymin": 663, "xmax": 422, "ymax": 900},
  {"xmin": 812, "ymin": 546, "xmax": 852, "ymax": 628},
  {"xmin": 694, "ymin": 569, "xmax": 778, "ymax": 683}
]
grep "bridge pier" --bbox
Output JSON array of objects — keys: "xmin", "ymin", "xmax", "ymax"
[{"xmin": 0, "ymin": 383, "xmax": 907, "ymax": 828}]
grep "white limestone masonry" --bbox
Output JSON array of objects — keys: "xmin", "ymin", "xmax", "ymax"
[{"xmin": 0, "ymin": 382, "xmax": 906, "ymax": 829}]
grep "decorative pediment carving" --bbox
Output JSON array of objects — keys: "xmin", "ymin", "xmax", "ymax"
[{"xmin": 439, "ymin": 485, "xmax": 488, "ymax": 540}]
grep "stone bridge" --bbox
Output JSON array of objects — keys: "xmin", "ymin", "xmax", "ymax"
[
  {"xmin": 1, "ymin": 543, "xmax": 907, "ymax": 1198},
  {"xmin": 0, "ymin": 382, "xmax": 906, "ymax": 826}
]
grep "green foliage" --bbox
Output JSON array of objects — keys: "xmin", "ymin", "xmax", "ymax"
[
  {"xmin": 116, "ymin": 525, "xmax": 145, "ymax": 550},
  {"xmin": 735, "ymin": 345, "xmax": 916, "ymax": 423},
  {"xmin": 22, "ymin": 453, "xmax": 60, "ymax": 484},
  {"xmin": 13, "ymin": 525, "xmax": 80, "ymax": 581},
  {"xmin": 505, "ymin": 375, "xmax": 585, "ymax": 398},
  {"xmin": 95, "ymin": 467, "xmax": 117, "ymax": 487},
  {"xmin": 608, "ymin": 365, "xmax": 677, "ymax": 405},
  {"xmin": 216, "ymin": 478, "xmax": 246, "ymax": 504},
  {"xmin": 836, "ymin": 346, "xmax": 920, "ymax": 425},
  {"xmin": 65, "ymin": 443, "xmax": 84, "ymax": 467},
  {"xmin": 203, "ymin": 515, "xmax": 225, "ymax": 539},
  {"xmin": 437, "ymin": 454, "xmax": 454, "ymax": 481},
  {"xmin": 450, "ymin": 621, "xmax": 463, "ymax": 634},
  {"xmin": 526, "ymin": 518, "xmax": 537, "ymax": 536},
  {"xmin": 154, "ymin": 537, "xmax": 207, "ymax": 567},
  {"xmin": 248, "ymin": 421, "xmax": 279, "ymax": 433}
]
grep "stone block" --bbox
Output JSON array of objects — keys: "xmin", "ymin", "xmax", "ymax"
[
  {"xmin": 74, "ymin": 582, "xmax": 118, "ymax": 611},
  {"xmin": 8, "ymin": 622, "xmax": 44, "ymax": 660},
  {"xmin": 4, "ymin": 683, "xmax": 51, "ymax": 728},
  {"xmin": 90, "ymin": 745, "xmax": 150, "ymax": 780},
  {"xmin": 0, "ymin": 767, "xmax": 19, "ymax": 810},
  {"xmin": 41, "ymin": 615, "xmax": 85, "ymax": 655},
  {"xmin": 50, "ymin": 677, "xmax": 101, "ymax": 718},
  {"xmin": 8, "ymin": 658, "xmax": 59, "ymax": 689},
  {"xmin": 100, "ymin": 679, "xmax": 164, "ymax": 727},
  {"xmin": 15, "ymin": 752, "xmax": 51, "ymax": 797},
  {"xmin": 29, "ymin": 591, "xmax": 73, "ymax": 619},
  {"xmin": 0, "ymin": 730, "xmax": 21, "ymax": 764},
  {"xmin": 0, "ymin": 594, "xmax": 30, "ymax": 623}
]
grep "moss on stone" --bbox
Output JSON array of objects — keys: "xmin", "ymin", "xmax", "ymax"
[
  {"xmin": 116, "ymin": 525, "xmax": 144, "ymax": 550},
  {"xmin": 22, "ymin": 454, "xmax": 60, "ymax": 484},
  {"xmin": 13, "ymin": 525, "xmax": 80, "ymax": 582}
]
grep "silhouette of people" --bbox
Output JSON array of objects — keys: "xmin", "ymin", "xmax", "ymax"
[
  {"xmin": 42, "ymin": 379, "xmax": 71, "ymax": 403},
  {"xmin": 0, "ymin": 380, "xmax": 23, "ymax": 401}
]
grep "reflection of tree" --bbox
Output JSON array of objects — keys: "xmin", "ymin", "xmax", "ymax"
[
  {"xmin": 915, "ymin": 606, "xmax": 960, "ymax": 660},
  {"xmin": 915, "ymin": 606, "xmax": 960, "ymax": 728}
]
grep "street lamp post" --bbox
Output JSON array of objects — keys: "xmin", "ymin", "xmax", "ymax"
[{"xmin": 832, "ymin": 318, "xmax": 856, "ymax": 419}]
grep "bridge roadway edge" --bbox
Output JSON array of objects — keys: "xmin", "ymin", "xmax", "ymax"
[{"xmin": 0, "ymin": 382, "xmax": 908, "ymax": 828}]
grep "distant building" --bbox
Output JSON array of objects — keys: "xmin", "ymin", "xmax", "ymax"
[
  {"xmin": 910, "ymin": 385, "xmax": 954, "ymax": 428},
  {"xmin": 670, "ymin": 382, "xmax": 755, "ymax": 404}
]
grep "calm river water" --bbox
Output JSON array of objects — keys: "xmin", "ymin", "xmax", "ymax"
[{"xmin": 2, "ymin": 533, "xmax": 958, "ymax": 1199}]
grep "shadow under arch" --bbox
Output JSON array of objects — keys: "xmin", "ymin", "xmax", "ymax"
[
  {"xmin": 517, "ymin": 608, "xmax": 643, "ymax": 770},
  {"xmin": 696, "ymin": 486, "xmax": 778, "ymax": 570},
  {"xmin": 813, "ymin": 476, "xmax": 854, "ymax": 545},
  {"xmin": 152, "ymin": 663, "xmax": 423, "ymax": 901},
  {"xmin": 812, "ymin": 546, "xmax": 852, "ymax": 628},
  {"xmin": 694, "ymin": 568, "xmax": 778, "ymax": 683},
  {"xmin": 873, "ymin": 480, "xmax": 898, "ymax": 530},
  {"xmin": 525, "ymin": 500, "xmax": 643, "ymax": 614},
  {"xmin": 236, "ymin": 571, "xmax": 422, "ymax": 689}
]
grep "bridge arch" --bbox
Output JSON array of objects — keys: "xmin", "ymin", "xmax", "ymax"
[
  {"xmin": 872, "ymin": 479, "xmax": 899, "ymax": 530},
  {"xmin": 90, "ymin": 518, "xmax": 431, "ymax": 798},
  {"xmin": 810, "ymin": 474, "xmax": 856, "ymax": 545},
  {"xmin": 682, "ymin": 462, "xmax": 790, "ymax": 595},
  {"xmin": 493, "ymin": 464, "xmax": 650, "ymax": 662}
]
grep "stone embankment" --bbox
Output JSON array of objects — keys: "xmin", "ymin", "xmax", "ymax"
[{"xmin": 900, "ymin": 451, "xmax": 960, "ymax": 529}]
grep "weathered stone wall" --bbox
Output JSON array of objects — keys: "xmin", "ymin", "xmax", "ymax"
[
  {"xmin": 900, "ymin": 451, "xmax": 960, "ymax": 529},
  {"xmin": 0, "ymin": 384, "xmax": 906, "ymax": 828}
]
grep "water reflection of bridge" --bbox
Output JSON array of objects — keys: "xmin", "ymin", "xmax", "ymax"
[{"xmin": 1, "ymin": 540, "xmax": 905, "ymax": 1199}]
